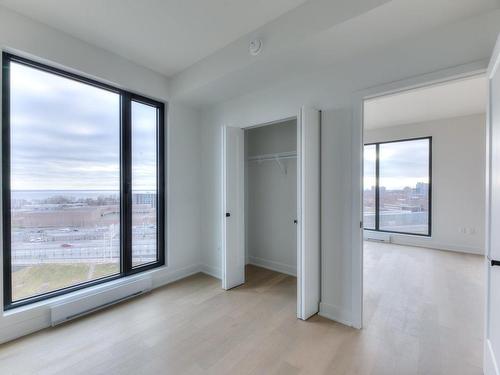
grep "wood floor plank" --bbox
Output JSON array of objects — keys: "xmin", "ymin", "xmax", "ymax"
[{"xmin": 0, "ymin": 243, "xmax": 484, "ymax": 374}]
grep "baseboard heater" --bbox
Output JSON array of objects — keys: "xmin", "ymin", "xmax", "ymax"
[
  {"xmin": 363, "ymin": 231, "xmax": 391, "ymax": 243},
  {"xmin": 50, "ymin": 277, "xmax": 152, "ymax": 326}
]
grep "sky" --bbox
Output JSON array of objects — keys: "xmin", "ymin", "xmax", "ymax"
[
  {"xmin": 10, "ymin": 62, "xmax": 157, "ymax": 191},
  {"xmin": 364, "ymin": 139, "xmax": 429, "ymax": 190}
]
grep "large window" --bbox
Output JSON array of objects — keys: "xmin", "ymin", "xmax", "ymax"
[
  {"xmin": 2, "ymin": 53, "xmax": 165, "ymax": 309},
  {"xmin": 363, "ymin": 137, "xmax": 431, "ymax": 236}
]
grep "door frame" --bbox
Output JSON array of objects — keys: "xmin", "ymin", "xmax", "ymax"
[
  {"xmin": 351, "ymin": 60, "xmax": 488, "ymax": 329},
  {"xmin": 485, "ymin": 35, "xmax": 500, "ymax": 375},
  {"xmin": 221, "ymin": 109, "xmax": 319, "ymax": 320}
]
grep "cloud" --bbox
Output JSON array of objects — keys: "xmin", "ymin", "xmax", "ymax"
[
  {"xmin": 364, "ymin": 139, "xmax": 430, "ymax": 190},
  {"xmin": 9, "ymin": 62, "xmax": 157, "ymax": 191}
]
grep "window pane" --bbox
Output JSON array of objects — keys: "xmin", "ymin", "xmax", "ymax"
[
  {"xmin": 379, "ymin": 139, "xmax": 430, "ymax": 235},
  {"xmin": 131, "ymin": 101, "xmax": 158, "ymax": 267},
  {"xmin": 10, "ymin": 62, "xmax": 121, "ymax": 302},
  {"xmin": 363, "ymin": 144, "xmax": 376, "ymax": 229}
]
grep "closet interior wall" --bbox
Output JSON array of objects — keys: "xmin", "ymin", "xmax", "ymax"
[{"xmin": 245, "ymin": 120, "xmax": 298, "ymax": 276}]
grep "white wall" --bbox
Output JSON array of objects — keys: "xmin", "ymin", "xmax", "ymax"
[
  {"xmin": 246, "ymin": 121, "xmax": 297, "ymax": 276},
  {"xmin": 167, "ymin": 103, "xmax": 203, "ymax": 268},
  {"xmin": 0, "ymin": 6, "xmax": 202, "ymax": 343},
  {"xmin": 364, "ymin": 114, "xmax": 486, "ymax": 255},
  {"xmin": 1, "ymin": 3, "xmax": 495, "ymax": 343},
  {"xmin": 199, "ymin": 10, "xmax": 500, "ymax": 326}
]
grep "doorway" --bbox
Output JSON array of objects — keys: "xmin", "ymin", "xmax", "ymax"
[
  {"xmin": 361, "ymin": 75, "xmax": 487, "ymax": 372},
  {"xmin": 245, "ymin": 120, "xmax": 298, "ymax": 278},
  {"xmin": 221, "ymin": 108, "xmax": 320, "ymax": 320}
]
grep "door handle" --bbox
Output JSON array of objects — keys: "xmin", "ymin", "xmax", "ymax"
[
  {"xmin": 488, "ymin": 257, "xmax": 500, "ymax": 266},
  {"xmin": 293, "ymin": 219, "xmax": 298, "ymax": 224},
  {"xmin": 226, "ymin": 213, "xmax": 231, "ymax": 217}
]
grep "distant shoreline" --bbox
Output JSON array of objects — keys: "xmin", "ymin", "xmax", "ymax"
[
  {"xmin": 12, "ymin": 189, "xmax": 120, "ymax": 192},
  {"xmin": 11, "ymin": 190, "xmax": 155, "ymax": 192},
  {"xmin": 11, "ymin": 190, "xmax": 156, "ymax": 200}
]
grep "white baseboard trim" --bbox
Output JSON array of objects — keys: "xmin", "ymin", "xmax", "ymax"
[
  {"xmin": 153, "ymin": 264, "xmax": 203, "ymax": 288},
  {"xmin": 319, "ymin": 302, "xmax": 353, "ymax": 327},
  {"xmin": 200, "ymin": 264, "xmax": 222, "ymax": 279},
  {"xmin": 248, "ymin": 256, "xmax": 296, "ymax": 276},
  {"xmin": 388, "ymin": 237, "xmax": 484, "ymax": 255},
  {"xmin": 0, "ymin": 313, "xmax": 50, "ymax": 345}
]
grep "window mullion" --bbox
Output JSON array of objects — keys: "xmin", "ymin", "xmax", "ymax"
[
  {"xmin": 375, "ymin": 143, "xmax": 380, "ymax": 231},
  {"xmin": 121, "ymin": 93, "xmax": 133, "ymax": 274}
]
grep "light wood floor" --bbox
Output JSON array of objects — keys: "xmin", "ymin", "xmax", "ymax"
[
  {"xmin": 0, "ymin": 242, "xmax": 484, "ymax": 374},
  {"xmin": 363, "ymin": 241, "xmax": 484, "ymax": 375}
]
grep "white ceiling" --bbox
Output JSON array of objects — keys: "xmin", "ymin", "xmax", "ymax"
[
  {"xmin": 0, "ymin": 0, "xmax": 498, "ymax": 107},
  {"xmin": 364, "ymin": 76, "xmax": 487, "ymax": 129},
  {"xmin": 170, "ymin": 0, "xmax": 499, "ymax": 106},
  {"xmin": 0, "ymin": 0, "xmax": 308, "ymax": 76}
]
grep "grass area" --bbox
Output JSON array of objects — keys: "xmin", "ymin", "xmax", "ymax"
[{"xmin": 12, "ymin": 263, "xmax": 119, "ymax": 301}]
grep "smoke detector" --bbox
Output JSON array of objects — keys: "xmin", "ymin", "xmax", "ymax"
[{"xmin": 249, "ymin": 39, "xmax": 263, "ymax": 56}]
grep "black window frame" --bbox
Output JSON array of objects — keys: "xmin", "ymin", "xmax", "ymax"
[
  {"xmin": 2, "ymin": 52, "xmax": 166, "ymax": 310},
  {"xmin": 363, "ymin": 136, "xmax": 432, "ymax": 237}
]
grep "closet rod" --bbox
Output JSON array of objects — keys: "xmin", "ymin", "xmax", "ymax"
[{"xmin": 247, "ymin": 151, "xmax": 297, "ymax": 162}]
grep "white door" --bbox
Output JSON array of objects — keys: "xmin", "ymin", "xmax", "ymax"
[
  {"xmin": 485, "ymin": 35, "xmax": 500, "ymax": 375},
  {"xmin": 297, "ymin": 107, "xmax": 321, "ymax": 320},
  {"xmin": 222, "ymin": 126, "xmax": 245, "ymax": 290}
]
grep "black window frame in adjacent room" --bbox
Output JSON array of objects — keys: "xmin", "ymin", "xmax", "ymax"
[
  {"xmin": 363, "ymin": 136, "xmax": 432, "ymax": 237},
  {"xmin": 2, "ymin": 52, "xmax": 166, "ymax": 310}
]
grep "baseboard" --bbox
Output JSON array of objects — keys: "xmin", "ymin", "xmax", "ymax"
[
  {"xmin": 429, "ymin": 244, "xmax": 483, "ymax": 255},
  {"xmin": 152, "ymin": 264, "xmax": 203, "ymax": 288},
  {"xmin": 365, "ymin": 233, "xmax": 484, "ymax": 255},
  {"xmin": 389, "ymin": 237, "xmax": 484, "ymax": 255},
  {"xmin": 0, "ymin": 313, "xmax": 50, "ymax": 345},
  {"xmin": 247, "ymin": 256, "xmax": 296, "ymax": 276},
  {"xmin": 200, "ymin": 264, "xmax": 222, "ymax": 279},
  {"xmin": 319, "ymin": 302, "xmax": 353, "ymax": 327}
]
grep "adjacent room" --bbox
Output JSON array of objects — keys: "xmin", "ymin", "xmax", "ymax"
[
  {"xmin": 1, "ymin": 1, "xmax": 500, "ymax": 374},
  {"xmin": 363, "ymin": 76, "xmax": 487, "ymax": 372}
]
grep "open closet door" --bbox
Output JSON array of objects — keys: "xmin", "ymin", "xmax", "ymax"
[
  {"xmin": 297, "ymin": 107, "xmax": 321, "ymax": 320},
  {"xmin": 222, "ymin": 126, "xmax": 245, "ymax": 290},
  {"xmin": 485, "ymin": 35, "xmax": 500, "ymax": 375}
]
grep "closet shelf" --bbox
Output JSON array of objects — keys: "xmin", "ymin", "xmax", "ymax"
[
  {"xmin": 247, "ymin": 151, "xmax": 296, "ymax": 175},
  {"xmin": 247, "ymin": 151, "xmax": 297, "ymax": 162}
]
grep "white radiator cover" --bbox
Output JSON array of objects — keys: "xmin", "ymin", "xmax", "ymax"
[{"xmin": 50, "ymin": 276, "xmax": 152, "ymax": 326}]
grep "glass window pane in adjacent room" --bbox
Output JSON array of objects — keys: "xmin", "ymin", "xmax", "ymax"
[
  {"xmin": 9, "ymin": 62, "xmax": 121, "ymax": 302},
  {"xmin": 363, "ymin": 144, "xmax": 376, "ymax": 230},
  {"xmin": 131, "ymin": 101, "xmax": 158, "ymax": 267},
  {"xmin": 378, "ymin": 139, "xmax": 430, "ymax": 235}
]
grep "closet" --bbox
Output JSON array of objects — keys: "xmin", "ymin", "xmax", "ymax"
[
  {"xmin": 222, "ymin": 107, "xmax": 319, "ymax": 318},
  {"xmin": 245, "ymin": 119, "xmax": 297, "ymax": 276}
]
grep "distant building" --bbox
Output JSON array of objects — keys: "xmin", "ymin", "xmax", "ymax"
[
  {"xmin": 133, "ymin": 193, "xmax": 157, "ymax": 208},
  {"xmin": 12, "ymin": 207, "xmax": 102, "ymax": 228},
  {"xmin": 415, "ymin": 182, "xmax": 429, "ymax": 196}
]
